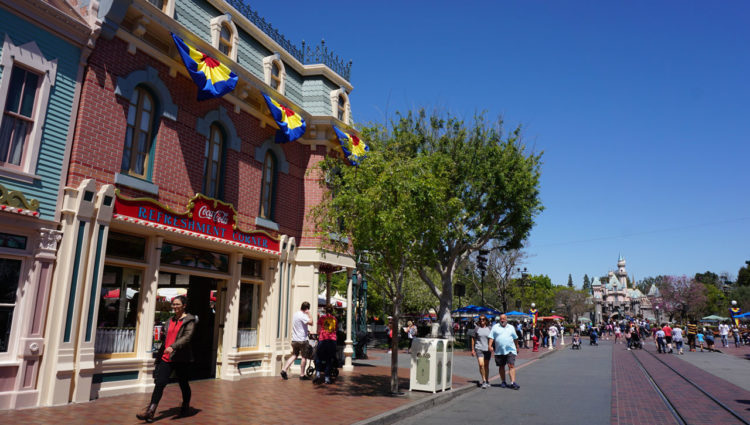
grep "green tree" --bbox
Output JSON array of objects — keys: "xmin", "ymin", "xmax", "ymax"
[
  {"xmin": 582, "ymin": 274, "xmax": 591, "ymax": 292},
  {"xmin": 737, "ymin": 261, "xmax": 750, "ymax": 286},
  {"xmin": 554, "ymin": 287, "xmax": 589, "ymax": 322},
  {"xmin": 567, "ymin": 274, "xmax": 574, "ymax": 288},
  {"xmin": 312, "ymin": 127, "xmax": 447, "ymax": 393},
  {"xmin": 390, "ymin": 111, "xmax": 544, "ymax": 336},
  {"xmin": 507, "ymin": 274, "xmax": 555, "ymax": 314},
  {"xmin": 637, "ymin": 275, "xmax": 668, "ymax": 294}
]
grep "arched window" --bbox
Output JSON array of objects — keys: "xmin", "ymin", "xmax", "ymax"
[
  {"xmin": 219, "ymin": 24, "xmax": 232, "ymax": 56},
  {"xmin": 263, "ymin": 54, "xmax": 286, "ymax": 95},
  {"xmin": 270, "ymin": 61, "xmax": 282, "ymax": 91},
  {"xmin": 259, "ymin": 151, "xmax": 276, "ymax": 219},
  {"xmin": 203, "ymin": 123, "xmax": 224, "ymax": 198},
  {"xmin": 121, "ymin": 86, "xmax": 157, "ymax": 178},
  {"xmin": 337, "ymin": 94, "xmax": 347, "ymax": 121},
  {"xmin": 330, "ymin": 88, "xmax": 350, "ymax": 123}
]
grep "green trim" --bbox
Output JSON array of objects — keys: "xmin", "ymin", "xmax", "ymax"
[
  {"xmin": 92, "ymin": 371, "xmax": 139, "ymax": 384},
  {"xmin": 64, "ymin": 221, "xmax": 87, "ymax": 343},
  {"xmin": 238, "ymin": 360, "xmax": 262, "ymax": 369},
  {"xmin": 276, "ymin": 263, "xmax": 284, "ymax": 338},
  {"xmin": 86, "ymin": 225, "xmax": 106, "ymax": 342}
]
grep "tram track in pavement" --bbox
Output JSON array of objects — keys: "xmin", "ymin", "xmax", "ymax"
[{"xmin": 630, "ymin": 347, "xmax": 750, "ymax": 425}]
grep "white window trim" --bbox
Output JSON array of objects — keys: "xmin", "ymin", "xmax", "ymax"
[
  {"xmin": 0, "ymin": 35, "xmax": 58, "ymax": 176},
  {"xmin": 263, "ymin": 53, "xmax": 286, "ymax": 95},
  {"xmin": 330, "ymin": 87, "xmax": 351, "ymax": 124},
  {"xmin": 210, "ymin": 15, "xmax": 238, "ymax": 61}
]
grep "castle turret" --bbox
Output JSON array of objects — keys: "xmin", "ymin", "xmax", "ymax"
[{"xmin": 616, "ymin": 255, "xmax": 627, "ymax": 288}]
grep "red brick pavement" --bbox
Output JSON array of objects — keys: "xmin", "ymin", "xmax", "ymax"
[
  {"xmin": 612, "ymin": 343, "xmax": 750, "ymax": 425},
  {"xmin": 647, "ymin": 350, "xmax": 750, "ymax": 423},
  {"xmin": 611, "ymin": 346, "xmax": 680, "ymax": 425},
  {"xmin": 631, "ymin": 350, "xmax": 743, "ymax": 424},
  {"xmin": 2, "ymin": 346, "xmax": 553, "ymax": 425},
  {"xmin": 2, "ymin": 362, "xmax": 470, "ymax": 425},
  {"xmin": 716, "ymin": 343, "xmax": 750, "ymax": 360}
]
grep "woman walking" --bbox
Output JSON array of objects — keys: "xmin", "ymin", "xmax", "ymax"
[
  {"xmin": 137, "ymin": 295, "xmax": 196, "ymax": 422},
  {"xmin": 471, "ymin": 315, "xmax": 492, "ymax": 388}
]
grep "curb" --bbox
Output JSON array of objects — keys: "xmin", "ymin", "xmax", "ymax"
[{"xmin": 354, "ymin": 348, "xmax": 558, "ymax": 425}]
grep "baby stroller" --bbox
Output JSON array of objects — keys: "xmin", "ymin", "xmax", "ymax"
[
  {"xmin": 571, "ymin": 333, "xmax": 582, "ymax": 350},
  {"xmin": 590, "ymin": 329, "xmax": 599, "ymax": 346},
  {"xmin": 305, "ymin": 333, "xmax": 339, "ymax": 381},
  {"xmin": 630, "ymin": 330, "xmax": 643, "ymax": 349}
]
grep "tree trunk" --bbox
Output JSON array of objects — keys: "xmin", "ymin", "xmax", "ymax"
[
  {"xmin": 390, "ymin": 300, "xmax": 402, "ymax": 393},
  {"xmin": 438, "ymin": 273, "xmax": 454, "ymax": 338}
]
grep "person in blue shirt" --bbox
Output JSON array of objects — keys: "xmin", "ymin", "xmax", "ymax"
[{"xmin": 488, "ymin": 314, "xmax": 520, "ymax": 390}]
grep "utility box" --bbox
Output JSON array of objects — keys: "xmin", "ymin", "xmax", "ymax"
[{"xmin": 410, "ymin": 338, "xmax": 453, "ymax": 393}]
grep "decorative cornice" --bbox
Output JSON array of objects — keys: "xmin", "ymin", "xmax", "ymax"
[{"xmin": 0, "ymin": 183, "xmax": 40, "ymax": 215}]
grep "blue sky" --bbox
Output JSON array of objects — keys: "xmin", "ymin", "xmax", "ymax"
[{"xmin": 252, "ymin": 1, "xmax": 750, "ymax": 287}]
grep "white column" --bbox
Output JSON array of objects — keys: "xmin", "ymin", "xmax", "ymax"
[{"xmin": 343, "ymin": 268, "xmax": 354, "ymax": 371}]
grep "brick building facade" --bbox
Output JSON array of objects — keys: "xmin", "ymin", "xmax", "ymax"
[{"xmin": 4, "ymin": 0, "xmax": 359, "ymax": 408}]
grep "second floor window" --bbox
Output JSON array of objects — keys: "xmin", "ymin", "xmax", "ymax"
[
  {"xmin": 121, "ymin": 87, "xmax": 156, "ymax": 178},
  {"xmin": 259, "ymin": 151, "xmax": 276, "ymax": 219},
  {"xmin": 219, "ymin": 24, "xmax": 232, "ymax": 56},
  {"xmin": 270, "ymin": 62, "xmax": 282, "ymax": 91},
  {"xmin": 337, "ymin": 94, "xmax": 347, "ymax": 121},
  {"xmin": 203, "ymin": 124, "xmax": 224, "ymax": 198},
  {"xmin": 0, "ymin": 66, "xmax": 39, "ymax": 167}
]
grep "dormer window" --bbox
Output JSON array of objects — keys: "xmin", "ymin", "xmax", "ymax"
[
  {"xmin": 330, "ymin": 88, "xmax": 350, "ymax": 124},
  {"xmin": 263, "ymin": 54, "xmax": 286, "ymax": 95},
  {"xmin": 270, "ymin": 62, "xmax": 282, "ymax": 91},
  {"xmin": 219, "ymin": 24, "xmax": 232, "ymax": 56},
  {"xmin": 210, "ymin": 15, "xmax": 238, "ymax": 61},
  {"xmin": 337, "ymin": 94, "xmax": 346, "ymax": 121}
]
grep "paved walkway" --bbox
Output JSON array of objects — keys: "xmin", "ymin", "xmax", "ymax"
[{"xmin": 1, "ymin": 346, "xmax": 550, "ymax": 425}]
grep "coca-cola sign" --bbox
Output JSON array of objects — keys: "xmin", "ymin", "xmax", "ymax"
[
  {"xmin": 197, "ymin": 205, "xmax": 229, "ymax": 225},
  {"xmin": 113, "ymin": 192, "xmax": 280, "ymax": 253}
]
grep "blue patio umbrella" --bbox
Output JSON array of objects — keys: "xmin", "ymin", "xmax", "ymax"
[{"xmin": 505, "ymin": 311, "xmax": 531, "ymax": 316}]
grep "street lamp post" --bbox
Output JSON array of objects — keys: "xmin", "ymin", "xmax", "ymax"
[{"xmin": 655, "ymin": 305, "xmax": 660, "ymax": 325}]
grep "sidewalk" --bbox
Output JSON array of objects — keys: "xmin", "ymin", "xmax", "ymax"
[{"xmin": 3, "ymin": 346, "xmax": 553, "ymax": 425}]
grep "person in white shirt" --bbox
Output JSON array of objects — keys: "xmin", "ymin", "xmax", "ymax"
[
  {"xmin": 718, "ymin": 322, "xmax": 730, "ymax": 348},
  {"xmin": 548, "ymin": 324, "xmax": 558, "ymax": 349},
  {"xmin": 281, "ymin": 302, "xmax": 313, "ymax": 380},
  {"xmin": 672, "ymin": 325, "xmax": 684, "ymax": 354}
]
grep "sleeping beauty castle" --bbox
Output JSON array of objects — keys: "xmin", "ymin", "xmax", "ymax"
[{"xmin": 590, "ymin": 256, "xmax": 658, "ymax": 324}]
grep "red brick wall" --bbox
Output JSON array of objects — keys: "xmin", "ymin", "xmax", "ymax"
[{"xmin": 68, "ymin": 37, "xmax": 331, "ymax": 246}]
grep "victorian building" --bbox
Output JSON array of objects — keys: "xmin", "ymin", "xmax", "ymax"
[
  {"xmin": 591, "ymin": 256, "xmax": 656, "ymax": 324},
  {"xmin": 3, "ymin": 0, "xmax": 360, "ymax": 409},
  {"xmin": 0, "ymin": 0, "xmax": 96, "ymax": 409}
]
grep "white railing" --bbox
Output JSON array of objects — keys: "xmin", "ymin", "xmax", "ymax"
[
  {"xmin": 95, "ymin": 328, "xmax": 136, "ymax": 354},
  {"xmin": 237, "ymin": 328, "xmax": 257, "ymax": 348}
]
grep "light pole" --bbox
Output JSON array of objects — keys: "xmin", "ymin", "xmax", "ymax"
[{"xmin": 655, "ymin": 305, "xmax": 660, "ymax": 325}]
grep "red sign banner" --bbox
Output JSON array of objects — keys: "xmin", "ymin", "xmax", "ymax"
[{"xmin": 113, "ymin": 192, "xmax": 280, "ymax": 254}]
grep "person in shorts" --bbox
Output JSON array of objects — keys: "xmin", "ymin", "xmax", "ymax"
[
  {"xmin": 281, "ymin": 302, "xmax": 313, "ymax": 380},
  {"xmin": 662, "ymin": 323, "xmax": 673, "ymax": 353},
  {"xmin": 471, "ymin": 315, "xmax": 492, "ymax": 388},
  {"xmin": 488, "ymin": 314, "xmax": 520, "ymax": 390}
]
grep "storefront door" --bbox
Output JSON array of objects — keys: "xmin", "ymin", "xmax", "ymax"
[{"xmin": 187, "ymin": 276, "xmax": 218, "ymax": 380}]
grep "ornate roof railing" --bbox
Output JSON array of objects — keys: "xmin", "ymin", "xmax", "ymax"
[{"xmin": 225, "ymin": 0, "xmax": 352, "ymax": 81}]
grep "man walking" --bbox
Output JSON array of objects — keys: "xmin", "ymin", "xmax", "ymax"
[
  {"xmin": 281, "ymin": 301, "xmax": 313, "ymax": 380},
  {"xmin": 718, "ymin": 322, "xmax": 730, "ymax": 348},
  {"xmin": 489, "ymin": 314, "xmax": 520, "ymax": 390}
]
